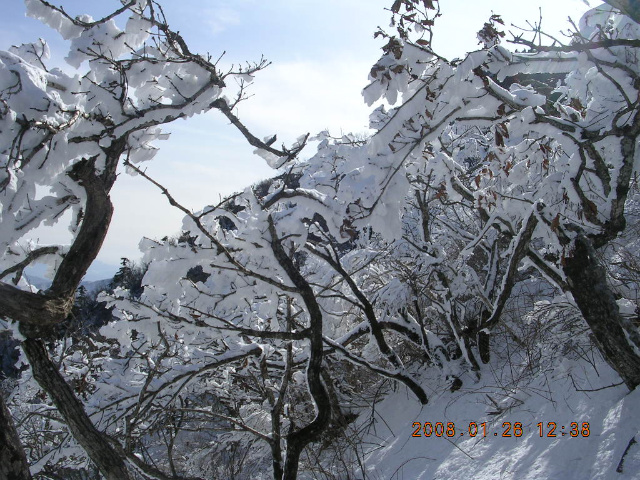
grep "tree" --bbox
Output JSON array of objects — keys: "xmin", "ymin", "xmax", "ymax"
[
  {"xmin": 0, "ymin": 1, "xmax": 306, "ymax": 479},
  {"xmin": 109, "ymin": 2, "xmax": 640, "ymax": 476},
  {"xmin": 101, "ymin": 160, "xmax": 431, "ymax": 479},
  {"xmin": 361, "ymin": 0, "xmax": 640, "ymax": 389},
  {"xmin": 5, "ymin": 0, "xmax": 640, "ymax": 479}
]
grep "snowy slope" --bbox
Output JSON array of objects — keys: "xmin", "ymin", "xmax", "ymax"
[{"xmin": 356, "ymin": 359, "xmax": 640, "ymax": 480}]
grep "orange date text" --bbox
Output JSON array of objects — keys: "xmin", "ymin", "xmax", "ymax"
[{"xmin": 411, "ymin": 421, "xmax": 590, "ymax": 438}]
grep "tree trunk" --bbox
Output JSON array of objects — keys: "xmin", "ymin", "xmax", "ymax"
[
  {"xmin": 268, "ymin": 217, "xmax": 332, "ymax": 480},
  {"xmin": 21, "ymin": 339, "xmax": 132, "ymax": 480},
  {"xmin": 0, "ymin": 393, "xmax": 32, "ymax": 480},
  {"xmin": 564, "ymin": 234, "xmax": 640, "ymax": 390}
]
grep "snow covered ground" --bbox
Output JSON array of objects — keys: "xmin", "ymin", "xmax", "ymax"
[{"xmin": 357, "ymin": 358, "xmax": 640, "ymax": 479}]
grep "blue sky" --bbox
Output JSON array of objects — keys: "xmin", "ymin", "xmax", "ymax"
[{"xmin": 1, "ymin": 0, "xmax": 591, "ymax": 280}]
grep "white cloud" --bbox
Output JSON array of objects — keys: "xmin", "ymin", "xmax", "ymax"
[
  {"xmin": 203, "ymin": 6, "xmax": 242, "ymax": 35},
  {"xmin": 235, "ymin": 58, "xmax": 376, "ymax": 144}
]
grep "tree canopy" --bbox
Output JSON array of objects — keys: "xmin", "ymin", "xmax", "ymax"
[{"xmin": 2, "ymin": 1, "xmax": 640, "ymax": 479}]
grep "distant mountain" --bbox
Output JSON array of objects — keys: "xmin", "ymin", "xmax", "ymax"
[
  {"xmin": 19, "ymin": 274, "xmax": 111, "ymax": 296},
  {"xmin": 84, "ymin": 260, "xmax": 118, "ymax": 282},
  {"xmin": 20, "ymin": 259, "xmax": 117, "ymax": 293},
  {"xmin": 20, "ymin": 273, "xmax": 50, "ymax": 291},
  {"xmin": 80, "ymin": 278, "xmax": 111, "ymax": 296}
]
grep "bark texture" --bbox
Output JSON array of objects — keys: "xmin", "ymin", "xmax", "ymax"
[
  {"xmin": 564, "ymin": 234, "xmax": 640, "ymax": 390},
  {"xmin": 0, "ymin": 394, "xmax": 32, "ymax": 480},
  {"xmin": 21, "ymin": 339, "xmax": 132, "ymax": 480}
]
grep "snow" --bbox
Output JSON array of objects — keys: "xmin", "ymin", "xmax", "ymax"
[
  {"xmin": 24, "ymin": 0, "xmax": 83, "ymax": 40},
  {"xmin": 254, "ymin": 147, "xmax": 285, "ymax": 168},
  {"xmin": 4, "ymin": 2, "xmax": 640, "ymax": 479},
  {"xmin": 359, "ymin": 358, "xmax": 640, "ymax": 480}
]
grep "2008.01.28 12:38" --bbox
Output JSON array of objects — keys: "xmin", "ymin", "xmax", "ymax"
[{"xmin": 411, "ymin": 421, "xmax": 590, "ymax": 438}]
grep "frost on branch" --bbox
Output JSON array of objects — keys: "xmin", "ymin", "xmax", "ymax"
[
  {"xmin": 0, "ymin": 1, "xmax": 307, "ymax": 479},
  {"xmin": 0, "ymin": 0, "xmax": 302, "ymax": 308},
  {"xmin": 94, "ymin": 4, "xmax": 640, "ymax": 477},
  {"xmin": 5, "ymin": 1, "xmax": 640, "ymax": 479},
  {"xmin": 357, "ymin": 2, "xmax": 640, "ymax": 386}
]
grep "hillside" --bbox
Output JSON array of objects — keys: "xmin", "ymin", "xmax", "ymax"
[{"xmin": 361, "ymin": 358, "xmax": 640, "ymax": 479}]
